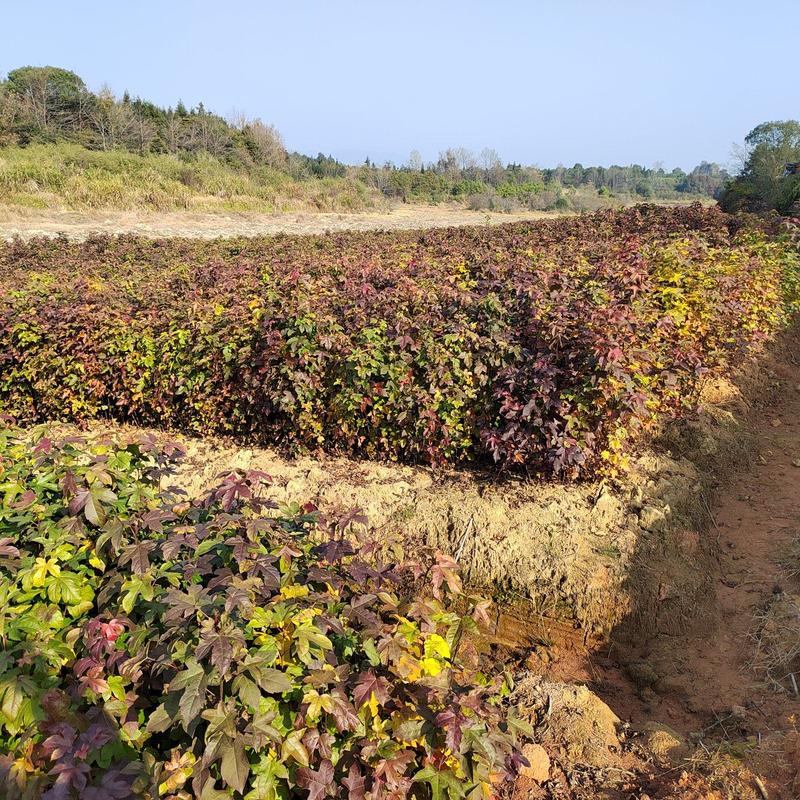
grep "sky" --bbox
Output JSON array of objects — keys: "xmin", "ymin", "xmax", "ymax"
[{"xmin": 1, "ymin": 1, "xmax": 798, "ymax": 171}]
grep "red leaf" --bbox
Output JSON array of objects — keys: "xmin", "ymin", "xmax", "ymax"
[{"xmin": 296, "ymin": 759, "xmax": 334, "ymax": 800}]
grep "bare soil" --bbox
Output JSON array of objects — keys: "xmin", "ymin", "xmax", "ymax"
[
  {"xmin": 0, "ymin": 204, "xmax": 559, "ymax": 241},
  {"xmin": 513, "ymin": 324, "xmax": 800, "ymax": 798}
]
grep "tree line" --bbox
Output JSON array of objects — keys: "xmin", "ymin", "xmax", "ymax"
[
  {"xmin": 358, "ymin": 148, "xmax": 728, "ymax": 209},
  {"xmin": 0, "ymin": 65, "xmax": 338, "ymax": 180},
  {"xmin": 0, "ymin": 65, "xmax": 731, "ymax": 209}
]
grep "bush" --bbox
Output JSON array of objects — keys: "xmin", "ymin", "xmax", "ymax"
[
  {"xmin": 451, "ymin": 180, "xmax": 487, "ymax": 198},
  {"xmin": 465, "ymin": 194, "xmax": 516, "ymax": 213},
  {"xmin": 0, "ymin": 144, "xmax": 379, "ymax": 213},
  {"xmin": 1, "ymin": 205, "xmax": 798, "ymax": 478},
  {"xmin": 0, "ymin": 424, "xmax": 526, "ymax": 799}
]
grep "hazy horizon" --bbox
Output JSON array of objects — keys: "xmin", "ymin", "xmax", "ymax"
[{"xmin": 2, "ymin": 0, "xmax": 797, "ymax": 171}]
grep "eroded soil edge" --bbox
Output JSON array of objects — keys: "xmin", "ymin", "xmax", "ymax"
[{"xmin": 513, "ymin": 323, "xmax": 800, "ymax": 799}]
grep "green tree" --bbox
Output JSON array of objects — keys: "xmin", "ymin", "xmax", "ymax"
[
  {"xmin": 720, "ymin": 120, "xmax": 800, "ymax": 213},
  {"xmin": 5, "ymin": 66, "xmax": 91, "ymax": 140}
]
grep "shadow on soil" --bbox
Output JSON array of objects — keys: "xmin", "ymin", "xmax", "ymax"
[{"xmin": 504, "ymin": 322, "xmax": 800, "ymax": 799}]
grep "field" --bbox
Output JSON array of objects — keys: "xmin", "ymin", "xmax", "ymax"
[
  {"xmin": 1, "ymin": 205, "xmax": 798, "ymax": 479},
  {"xmin": 2, "ymin": 205, "xmax": 800, "ymax": 800},
  {"xmin": 0, "ymin": 204, "xmax": 560, "ymax": 242}
]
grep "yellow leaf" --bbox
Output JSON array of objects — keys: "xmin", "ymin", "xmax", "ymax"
[
  {"xmin": 424, "ymin": 634, "xmax": 450, "ymax": 660},
  {"xmin": 368, "ymin": 691, "xmax": 379, "ymax": 717},
  {"xmin": 280, "ymin": 584, "xmax": 309, "ymax": 599},
  {"xmin": 421, "ymin": 657, "xmax": 443, "ymax": 676}
]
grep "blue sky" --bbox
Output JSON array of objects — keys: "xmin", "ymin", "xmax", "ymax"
[{"xmin": 2, "ymin": 1, "xmax": 797, "ymax": 170}]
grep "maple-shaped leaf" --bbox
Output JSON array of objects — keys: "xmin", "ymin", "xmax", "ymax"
[
  {"xmin": 95, "ymin": 518, "xmax": 124, "ymax": 555},
  {"xmin": 328, "ymin": 690, "xmax": 360, "ymax": 732},
  {"xmin": 313, "ymin": 539, "xmax": 355, "ymax": 563},
  {"xmin": 374, "ymin": 750, "xmax": 415, "ymax": 790},
  {"xmin": 168, "ymin": 659, "xmax": 209, "ymax": 732},
  {"xmin": 225, "ymin": 535, "xmax": 258, "ymax": 565},
  {"xmin": 304, "ymin": 665, "xmax": 348, "ymax": 688},
  {"xmin": 352, "ymin": 670, "xmax": 391, "ymax": 710},
  {"xmin": 196, "ymin": 617, "xmax": 246, "ymax": 678},
  {"xmin": 430, "ymin": 554, "xmax": 462, "ymax": 599},
  {"xmin": 201, "ymin": 702, "xmax": 238, "ymax": 741},
  {"xmin": 161, "ymin": 531, "xmax": 197, "ymax": 560},
  {"xmin": 162, "ymin": 584, "xmax": 214, "ymax": 625},
  {"xmin": 214, "ymin": 472, "xmax": 253, "ymax": 511},
  {"xmin": 341, "ymin": 762, "xmax": 366, "ymax": 800},
  {"xmin": 220, "ymin": 737, "xmax": 250, "ymax": 795},
  {"xmin": 435, "ymin": 707, "xmax": 468, "ymax": 752},
  {"xmin": 248, "ymin": 556, "xmax": 281, "ymax": 587},
  {"xmin": 247, "ymin": 754, "xmax": 289, "ymax": 800},
  {"xmin": 119, "ymin": 540, "xmax": 156, "ymax": 575},
  {"xmin": 140, "ymin": 508, "xmax": 176, "ymax": 532},
  {"xmin": 57, "ymin": 514, "xmax": 86, "ymax": 537},
  {"xmin": 413, "ymin": 765, "xmax": 464, "ymax": 800},
  {"xmin": 224, "ymin": 585, "xmax": 256, "ymax": 614},
  {"xmin": 333, "ymin": 508, "xmax": 368, "ymax": 532},
  {"xmin": 281, "ymin": 729, "xmax": 310, "ymax": 768},
  {"xmin": 247, "ymin": 708, "xmax": 282, "ymax": 750},
  {"xmin": 296, "ymin": 759, "xmax": 334, "ymax": 800}
]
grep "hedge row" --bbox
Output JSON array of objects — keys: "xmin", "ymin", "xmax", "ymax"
[
  {"xmin": 0, "ymin": 424, "xmax": 523, "ymax": 799},
  {"xmin": 1, "ymin": 204, "xmax": 798, "ymax": 477}
]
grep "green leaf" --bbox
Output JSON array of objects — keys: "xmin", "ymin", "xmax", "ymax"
[
  {"xmin": 363, "ymin": 637, "xmax": 381, "ymax": 666},
  {"xmin": 221, "ymin": 738, "xmax": 250, "ymax": 794},
  {"xmin": 280, "ymin": 729, "xmax": 309, "ymax": 767},
  {"xmin": 169, "ymin": 659, "xmax": 208, "ymax": 731},
  {"xmin": 506, "ymin": 712, "xmax": 535, "ymax": 741},
  {"xmin": 245, "ymin": 754, "xmax": 289, "ymax": 800},
  {"xmin": 145, "ymin": 703, "xmax": 172, "ymax": 734},
  {"xmin": 106, "ymin": 675, "xmax": 127, "ymax": 701},
  {"xmin": 45, "ymin": 570, "xmax": 88, "ymax": 606},
  {"xmin": 233, "ymin": 675, "xmax": 262, "ymax": 711},
  {"xmin": 414, "ymin": 766, "xmax": 466, "ymax": 800},
  {"xmin": 244, "ymin": 663, "xmax": 292, "ymax": 695}
]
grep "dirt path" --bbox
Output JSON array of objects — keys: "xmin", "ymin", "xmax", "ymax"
[
  {"xmin": 536, "ymin": 326, "xmax": 800, "ymax": 798},
  {"xmin": 0, "ymin": 204, "xmax": 559, "ymax": 241}
]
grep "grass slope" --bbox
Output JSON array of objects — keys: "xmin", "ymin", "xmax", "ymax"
[{"xmin": 0, "ymin": 143, "xmax": 382, "ymax": 213}]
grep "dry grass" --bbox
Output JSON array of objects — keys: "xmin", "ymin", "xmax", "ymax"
[
  {"xmin": 0, "ymin": 143, "xmax": 381, "ymax": 213},
  {"xmin": 749, "ymin": 593, "xmax": 800, "ymax": 687}
]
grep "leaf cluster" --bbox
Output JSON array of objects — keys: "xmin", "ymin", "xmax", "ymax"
[
  {"xmin": 0, "ymin": 425, "xmax": 525, "ymax": 799},
  {"xmin": 1, "ymin": 204, "xmax": 797, "ymax": 478}
]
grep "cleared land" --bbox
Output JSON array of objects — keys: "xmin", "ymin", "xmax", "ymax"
[{"xmin": 0, "ymin": 203, "xmax": 560, "ymax": 241}]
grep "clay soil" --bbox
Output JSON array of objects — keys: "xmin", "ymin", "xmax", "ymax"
[
  {"xmin": 514, "ymin": 324, "xmax": 800, "ymax": 799},
  {"xmin": 0, "ymin": 204, "xmax": 559, "ymax": 241}
]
